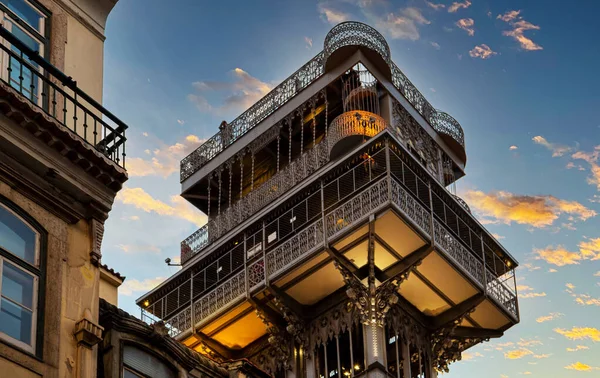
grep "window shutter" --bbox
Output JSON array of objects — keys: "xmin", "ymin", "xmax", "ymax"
[{"xmin": 123, "ymin": 345, "xmax": 175, "ymax": 378}]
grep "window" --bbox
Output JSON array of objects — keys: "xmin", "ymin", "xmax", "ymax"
[
  {"xmin": 0, "ymin": 201, "xmax": 41, "ymax": 353},
  {"xmin": 0, "ymin": 0, "xmax": 48, "ymax": 102},
  {"xmin": 123, "ymin": 345, "xmax": 176, "ymax": 378}
]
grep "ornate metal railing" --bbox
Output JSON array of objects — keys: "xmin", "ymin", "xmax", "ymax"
[
  {"xmin": 0, "ymin": 26, "xmax": 127, "ymax": 168},
  {"xmin": 327, "ymin": 110, "xmax": 387, "ymax": 155},
  {"xmin": 452, "ymin": 195, "xmax": 471, "ymax": 213},
  {"xmin": 180, "ymin": 21, "xmax": 465, "ymax": 182},
  {"xmin": 323, "ymin": 21, "xmax": 391, "ymax": 66},
  {"xmin": 180, "ymin": 52, "xmax": 325, "ymax": 181}
]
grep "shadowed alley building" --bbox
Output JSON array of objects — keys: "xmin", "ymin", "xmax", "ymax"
[{"xmin": 138, "ymin": 22, "xmax": 520, "ymax": 378}]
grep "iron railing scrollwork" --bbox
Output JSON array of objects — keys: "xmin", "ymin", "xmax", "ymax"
[
  {"xmin": 327, "ymin": 110, "xmax": 387, "ymax": 155},
  {"xmin": 180, "ymin": 21, "xmax": 465, "ymax": 182},
  {"xmin": 0, "ymin": 26, "xmax": 127, "ymax": 168}
]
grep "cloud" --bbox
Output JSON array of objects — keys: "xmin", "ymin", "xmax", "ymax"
[
  {"xmin": 533, "ymin": 354, "xmax": 550, "ymax": 359},
  {"xmin": 304, "ymin": 36, "xmax": 313, "ymax": 49},
  {"xmin": 430, "ymin": 41, "xmax": 441, "ymax": 49},
  {"xmin": 520, "ymin": 292, "xmax": 547, "ymax": 298},
  {"xmin": 318, "ymin": 3, "xmax": 351, "ymax": 24},
  {"xmin": 461, "ymin": 352, "xmax": 483, "ymax": 361},
  {"xmin": 492, "ymin": 233, "xmax": 505, "ymax": 240},
  {"xmin": 565, "ymin": 362, "xmax": 599, "ymax": 372},
  {"xmin": 572, "ymin": 146, "xmax": 600, "ymax": 191},
  {"xmin": 567, "ymin": 345, "xmax": 589, "ymax": 352},
  {"xmin": 548, "ymin": 268, "xmax": 557, "ymax": 273},
  {"xmin": 142, "ymin": 132, "xmax": 149, "ymax": 137},
  {"xmin": 579, "ymin": 238, "xmax": 600, "ymax": 260},
  {"xmin": 177, "ymin": 119, "xmax": 185, "ymax": 125},
  {"xmin": 117, "ymin": 187, "xmax": 207, "ymax": 227},
  {"xmin": 510, "ymin": 145, "xmax": 518, "ymax": 150},
  {"xmin": 120, "ymin": 277, "xmax": 165, "ymax": 296},
  {"xmin": 375, "ymin": 7, "xmax": 430, "ymax": 41},
  {"xmin": 127, "ymin": 135, "xmax": 205, "ymax": 178},
  {"xmin": 595, "ymin": 271, "xmax": 600, "ymax": 277},
  {"xmin": 497, "ymin": 10, "xmax": 521, "ymax": 22},
  {"xmin": 188, "ymin": 68, "xmax": 273, "ymax": 115},
  {"xmin": 575, "ymin": 294, "xmax": 600, "ymax": 306},
  {"xmin": 536, "ymin": 313, "xmax": 562, "ymax": 323},
  {"xmin": 498, "ymin": 10, "xmax": 543, "ymax": 51},
  {"xmin": 456, "ymin": 18, "xmax": 475, "ymax": 36},
  {"xmin": 117, "ymin": 244, "xmax": 161, "ymax": 254},
  {"xmin": 554, "ymin": 327, "xmax": 600, "ymax": 342},
  {"xmin": 448, "ymin": 0, "xmax": 471, "ymax": 13},
  {"xmin": 463, "ymin": 190, "xmax": 596, "ymax": 228},
  {"xmin": 518, "ymin": 339, "xmax": 543, "ymax": 347},
  {"xmin": 426, "ymin": 1, "xmax": 445, "ymax": 10},
  {"xmin": 504, "ymin": 348, "xmax": 532, "ymax": 359},
  {"xmin": 469, "ymin": 44, "xmax": 497, "ymax": 59},
  {"xmin": 532, "ymin": 136, "xmax": 571, "ymax": 157},
  {"xmin": 534, "ymin": 246, "xmax": 582, "ymax": 267}
]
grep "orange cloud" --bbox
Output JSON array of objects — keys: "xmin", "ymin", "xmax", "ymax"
[
  {"xmin": 498, "ymin": 11, "xmax": 543, "ymax": 51},
  {"xmin": 534, "ymin": 246, "xmax": 582, "ymax": 266},
  {"xmin": 572, "ymin": 146, "xmax": 600, "ymax": 191},
  {"xmin": 554, "ymin": 327, "xmax": 600, "ymax": 342},
  {"xmin": 536, "ymin": 313, "xmax": 562, "ymax": 323},
  {"xmin": 579, "ymin": 237, "xmax": 600, "ymax": 260},
  {"xmin": 375, "ymin": 7, "xmax": 430, "ymax": 41},
  {"xmin": 127, "ymin": 135, "xmax": 205, "ymax": 178},
  {"xmin": 463, "ymin": 190, "xmax": 596, "ymax": 228},
  {"xmin": 520, "ymin": 292, "xmax": 547, "ymax": 298},
  {"xmin": 117, "ymin": 187, "xmax": 207, "ymax": 227},
  {"xmin": 565, "ymin": 362, "xmax": 599, "ymax": 371},
  {"xmin": 425, "ymin": 1, "xmax": 445, "ymax": 10},
  {"xmin": 575, "ymin": 295, "xmax": 600, "ymax": 306},
  {"xmin": 456, "ymin": 18, "xmax": 475, "ymax": 36},
  {"xmin": 504, "ymin": 348, "xmax": 532, "ymax": 359},
  {"xmin": 469, "ymin": 44, "xmax": 497, "ymax": 59}
]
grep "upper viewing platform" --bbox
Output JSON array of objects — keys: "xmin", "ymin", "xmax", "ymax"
[
  {"xmin": 0, "ymin": 23, "xmax": 127, "ymax": 190},
  {"xmin": 180, "ymin": 22, "xmax": 465, "ymax": 185}
]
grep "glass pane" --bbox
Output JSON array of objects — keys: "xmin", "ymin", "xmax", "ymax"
[
  {"xmin": 4, "ymin": 0, "xmax": 43, "ymax": 32},
  {"xmin": 0, "ymin": 205, "xmax": 37, "ymax": 265},
  {"xmin": 123, "ymin": 368, "xmax": 144, "ymax": 378},
  {"xmin": 385, "ymin": 328, "xmax": 398, "ymax": 376},
  {"xmin": 6, "ymin": 22, "xmax": 40, "ymax": 103},
  {"xmin": 2, "ymin": 261, "xmax": 34, "ymax": 308},
  {"xmin": 351, "ymin": 323, "xmax": 365, "ymax": 374},
  {"xmin": 326, "ymin": 338, "xmax": 338, "ymax": 378},
  {"xmin": 0, "ymin": 297, "xmax": 33, "ymax": 345},
  {"xmin": 338, "ymin": 330, "xmax": 352, "ymax": 377},
  {"xmin": 316, "ymin": 344, "xmax": 326, "ymax": 378}
]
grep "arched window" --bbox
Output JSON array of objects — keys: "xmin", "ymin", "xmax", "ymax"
[
  {"xmin": 123, "ymin": 345, "xmax": 176, "ymax": 378},
  {"xmin": 0, "ymin": 199, "xmax": 42, "ymax": 353}
]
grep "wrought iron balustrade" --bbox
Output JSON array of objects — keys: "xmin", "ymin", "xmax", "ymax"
[
  {"xmin": 0, "ymin": 26, "xmax": 127, "ymax": 168},
  {"xmin": 162, "ymin": 142, "xmax": 517, "ymax": 336},
  {"xmin": 180, "ymin": 21, "xmax": 465, "ymax": 182},
  {"xmin": 327, "ymin": 110, "xmax": 387, "ymax": 155}
]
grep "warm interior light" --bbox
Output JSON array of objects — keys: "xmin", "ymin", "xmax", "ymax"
[
  {"xmin": 143, "ymin": 300, "xmax": 150, "ymax": 307},
  {"xmin": 354, "ymin": 364, "xmax": 360, "ymax": 371},
  {"xmin": 343, "ymin": 371, "xmax": 351, "ymax": 376},
  {"xmin": 506, "ymin": 261, "xmax": 512, "ymax": 267}
]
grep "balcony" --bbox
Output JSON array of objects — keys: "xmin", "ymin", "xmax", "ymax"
[
  {"xmin": 0, "ymin": 25, "xmax": 127, "ymax": 172},
  {"xmin": 142, "ymin": 134, "xmax": 518, "ymax": 340},
  {"xmin": 180, "ymin": 21, "xmax": 465, "ymax": 183}
]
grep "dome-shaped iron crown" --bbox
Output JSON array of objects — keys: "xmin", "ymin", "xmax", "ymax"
[{"xmin": 324, "ymin": 21, "xmax": 391, "ymax": 78}]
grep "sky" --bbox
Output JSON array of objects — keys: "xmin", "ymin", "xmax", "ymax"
[{"xmin": 100, "ymin": 1, "xmax": 600, "ymax": 376}]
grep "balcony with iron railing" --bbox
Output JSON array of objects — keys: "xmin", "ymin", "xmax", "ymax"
[
  {"xmin": 180, "ymin": 21, "xmax": 465, "ymax": 183},
  {"xmin": 0, "ymin": 25, "xmax": 127, "ymax": 169},
  {"xmin": 143, "ymin": 134, "xmax": 518, "ymax": 339}
]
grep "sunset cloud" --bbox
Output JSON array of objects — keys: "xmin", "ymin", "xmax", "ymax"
[
  {"xmin": 469, "ymin": 44, "xmax": 497, "ymax": 59},
  {"xmin": 375, "ymin": 7, "xmax": 430, "ymax": 41},
  {"xmin": 536, "ymin": 312, "xmax": 562, "ymax": 323},
  {"xmin": 504, "ymin": 348, "xmax": 532, "ymax": 359},
  {"xmin": 534, "ymin": 246, "xmax": 582, "ymax": 266},
  {"xmin": 318, "ymin": 4, "xmax": 350, "ymax": 25},
  {"xmin": 532, "ymin": 136, "xmax": 571, "ymax": 157},
  {"xmin": 117, "ymin": 244, "xmax": 161, "ymax": 254},
  {"xmin": 120, "ymin": 277, "xmax": 165, "ymax": 296},
  {"xmin": 127, "ymin": 135, "xmax": 205, "ymax": 178},
  {"xmin": 117, "ymin": 187, "xmax": 207, "ymax": 227},
  {"xmin": 189, "ymin": 68, "xmax": 273, "ymax": 115},
  {"xmin": 448, "ymin": 0, "xmax": 471, "ymax": 13},
  {"xmin": 565, "ymin": 362, "xmax": 599, "ymax": 372},
  {"xmin": 510, "ymin": 145, "xmax": 518, "ymax": 150},
  {"xmin": 304, "ymin": 36, "xmax": 313, "ymax": 49},
  {"xmin": 498, "ymin": 10, "xmax": 543, "ymax": 51},
  {"xmin": 554, "ymin": 327, "xmax": 600, "ymax": 342},
  {"xmin": 579, "ymin": 237, "xmax": 600, "ymax": 260},
  {"xmin": 520, "ymin": 292, "xmax": 547, "ymax": 298},
  {"xmin": 456, "ymin": 18, "xmax": 475, "ymax": 36},
  {"xmin": 463, "ymin": 190, "xmax": 596, "ymax": 228}
]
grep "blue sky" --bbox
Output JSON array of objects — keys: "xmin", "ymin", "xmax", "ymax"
[{"xmin": 100, "ymin": 1, "xmax": 600, "ymax": 376}]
